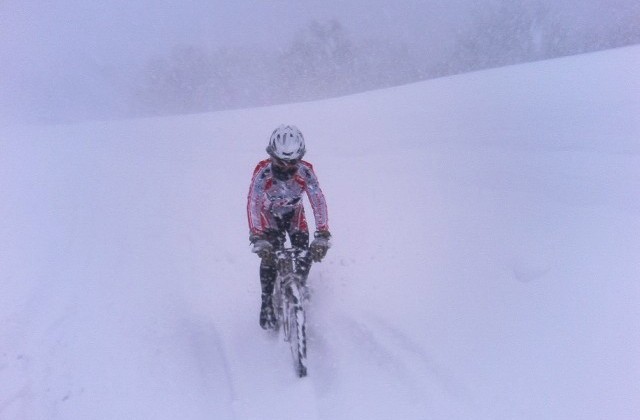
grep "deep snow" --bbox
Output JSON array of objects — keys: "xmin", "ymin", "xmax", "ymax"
[{"xmin": 1, "ymin": 45, "xmax": 639, "ymax": 420}]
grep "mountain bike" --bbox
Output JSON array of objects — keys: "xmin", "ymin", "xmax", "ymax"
[{"xmin": 271, "ymin": 248, "xmax": 312, "ymax": 377}]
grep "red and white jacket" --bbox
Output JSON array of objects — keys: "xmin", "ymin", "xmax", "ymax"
[{"xmin": 247, "ymin": 159, "xmax": 329, "ymax": 236}]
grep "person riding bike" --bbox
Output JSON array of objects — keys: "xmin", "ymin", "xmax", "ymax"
[{"xmin": 247, "ymin": 125, "xmax": 331, "ymax": 329}]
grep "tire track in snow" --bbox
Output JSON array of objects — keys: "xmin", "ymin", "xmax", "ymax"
[
  {"xmin": 308, "ymin": 311, "xmax": 434, "ymax": 418},
  {"xmin": 219, "ymin": 318, "xmax": 322, "ymax": 420},
  {"xmin": 311, "ymin": 311, "xmax": 475, "ymax": 418},
  {"xmin": 335, "ymin": 314, "xmax": 417, "ymax": 381},
  {"xmin": 184, "ymin": 318, "xmax": 239, "ymax": 420},
  {"xmin": 367, "ymin": 315, "xmax": 474, "ymax": 405}
]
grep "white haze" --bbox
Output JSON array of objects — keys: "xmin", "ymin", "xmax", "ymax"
[
  {"xmin": 1, "ymin": 45, "xmax": 639, "ymax": 419},
  {"xmin": 1, "ymin": 0, "xmax": 639, "ymax": 124}
]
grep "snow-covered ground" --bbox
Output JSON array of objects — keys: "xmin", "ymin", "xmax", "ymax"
[{"xmin": 1, "ymin": 45, "xmax": 639, "ymax": 420}]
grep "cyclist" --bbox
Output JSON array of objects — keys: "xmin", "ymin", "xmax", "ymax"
[{"xmin": 247, "ymin": 125, "xmax": 331, "ymax": 329}]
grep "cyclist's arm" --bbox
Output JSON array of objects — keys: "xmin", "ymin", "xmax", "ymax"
[
  {"xmin": 299, "ymin": 162, "xmax": 329, "ymax": 232},
  {"xmin": 247, "ymin": 160, "xmax": 271, "ymax": 235}
]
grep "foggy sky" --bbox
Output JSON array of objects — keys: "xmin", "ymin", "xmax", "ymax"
[{"xmin": 1, "ymin": 0, "xmax": 638, "ymax": 125}]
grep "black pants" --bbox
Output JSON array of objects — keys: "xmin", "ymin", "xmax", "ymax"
[{"xmin": 260, "ymin": 213, "xmax": 310, "ymax": 299}]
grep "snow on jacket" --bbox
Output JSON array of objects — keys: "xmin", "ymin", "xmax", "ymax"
[{"xmin": 247, "ymin": 159, "xmax": 329, "ymax": 236}]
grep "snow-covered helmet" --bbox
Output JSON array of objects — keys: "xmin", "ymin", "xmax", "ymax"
[{"xmin": 266, "ymin": 125, "xmax": 306, "ymax": 161}]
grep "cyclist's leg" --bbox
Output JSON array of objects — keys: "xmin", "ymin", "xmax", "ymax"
[
  {"xmin": 287, "ymin": 206, "xmax": 312, "ymax": 279},
  {"xmin": 258, "ymin": 229, "xmax": 285, "ymax": 329},
  {"xmin": 259, "ymin": 263, "xmax": 276, "ymax": 329}
]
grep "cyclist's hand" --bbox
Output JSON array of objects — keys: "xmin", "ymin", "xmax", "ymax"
[
  {"xmin": 310, "ymin": 230, "xmax": 331, "ymax": 262},
  {"xmin": 252, "ymin": 239, "xmax": 273, "ymax": 259},
  {"xmin": 250, "ymin": 233, "xmax": 274, "ymax": 259}
]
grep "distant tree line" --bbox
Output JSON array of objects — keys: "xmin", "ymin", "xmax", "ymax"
[
  {"xmin": 448, "ymin": 0, "xmax": 640, "ymax": 73},
  {"xmin": 133, "ymin": 5, "xmax": 640, "ymax": 117},
  {"xmin": 133, "ymin": 20, "xmax": 420, "ymax": 116}
]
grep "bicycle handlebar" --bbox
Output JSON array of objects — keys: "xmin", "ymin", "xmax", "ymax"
[{"xmin": 274, "ymin": 247, "xmax": 310, "ymax": 259}]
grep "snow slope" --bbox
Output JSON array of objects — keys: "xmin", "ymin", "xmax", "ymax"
[{"xmin": 1, "ymin": 45, "xmax": 639, "ymax": 420}]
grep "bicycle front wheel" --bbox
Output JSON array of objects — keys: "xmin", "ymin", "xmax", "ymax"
[
  {"xmin": 288, "ymin": 304, "xmax": 307, "ymax": 377},
  {"xmin": 286, "ymin": 284, "xmax": 307, "ymax": 377}
]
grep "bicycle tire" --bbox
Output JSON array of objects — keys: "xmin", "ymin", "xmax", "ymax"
[{"xmin": 286, "ymin": 283, "xmax": 307, "ymax": 377}]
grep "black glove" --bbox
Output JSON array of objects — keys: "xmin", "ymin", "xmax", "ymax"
[
  {"xmin": 309, "ymin": 230, "xmax": 331, "ymax": 262},
  {"xmin": 250, "ymin": 233, "xmax": 274, "ymax": 259}
]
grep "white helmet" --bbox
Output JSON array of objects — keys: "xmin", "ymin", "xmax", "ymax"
[{"xmin": 266, "ymin": 125, "xmax": 306, "ymax": 161}]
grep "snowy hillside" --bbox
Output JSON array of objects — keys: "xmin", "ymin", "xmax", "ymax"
[{"xmin": 1, "ymin": 45, "xmax": 639, "ymax": 420}]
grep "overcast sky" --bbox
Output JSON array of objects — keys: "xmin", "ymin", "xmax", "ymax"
[
  {"xmin": 1, "ymin": 0, "xmax": 638, "ymax": 124},
  {"xmin": 0, "ymin": 0, "xmax": 461, "ymax": 123},
  {"xmin": 0, "ymin": 1, "xmax": 464, "ymax": 68}
]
